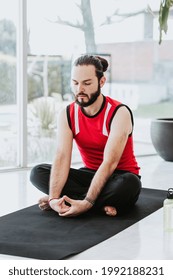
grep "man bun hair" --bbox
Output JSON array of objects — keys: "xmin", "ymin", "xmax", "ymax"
[
  {"xmin": 73, "ymin": 54, "xmax": 109, "ymax": 80},
  {"xmin": 95, "ymin": 56, "xmax": 108, "ymax": 72}
]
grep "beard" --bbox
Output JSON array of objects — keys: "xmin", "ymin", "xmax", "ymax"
[{"xmin": 74, "ymin": 84, "xmax": 101, "ymax": 108}]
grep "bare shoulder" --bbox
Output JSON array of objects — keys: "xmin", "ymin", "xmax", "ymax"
[
  {"xmin": 56, "ymin": 107, "xmax": 72, "ymax": 137},
  {"xmin": 115, "ymin": 105, "xmax": 132, "ymax": 119},
  {"xmin": 58, "ymin": 107, "xmax": 67, "ymax": 121},
  {"xmin": 57, "ymin": 107, "xmax": 69, "ymax": 128},
  {"xmin": 111, "ymin": 105, "xmax": 132, "ymax": 135},
  {"xmin": 56, "ymin": 107, "xmax": 73, "ymax": 152}
]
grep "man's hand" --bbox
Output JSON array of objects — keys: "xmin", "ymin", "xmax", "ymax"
[
  {"xmin": 38, "ymin": 195, "xmax": 51, "ymax": 210},
  {"xmin": 58, "ymin": 195, "xmax": 93, "ymax": 217},
  {"xmin": 49, "ymin": 197, "xmax": 71, "ymax": 214}
]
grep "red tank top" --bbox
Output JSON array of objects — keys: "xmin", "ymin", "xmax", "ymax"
[{"xmin": 67, "ymin": 96, "xmax": 140, "ymax": 175}]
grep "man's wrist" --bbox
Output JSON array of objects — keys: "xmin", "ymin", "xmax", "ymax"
[
  {"xmin": 48, "ymin": 197, "xmax": 59, "ymax": 206},
  {"xmin": 84, "ymin": 196, "xmax": 95, "ymax": 206}
]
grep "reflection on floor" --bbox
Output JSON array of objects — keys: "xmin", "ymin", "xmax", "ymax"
[{"xmin": 0, "ymin": 153, "xmax": 173, "ymax": 260}]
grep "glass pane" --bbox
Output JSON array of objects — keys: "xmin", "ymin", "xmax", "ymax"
[
  {"xmin": 0, "ymin": 0, "xmax": 18, "ymax": 168},
  {"xmin": 27, "ymin": 0, "xmax": 82, "ymax": 165},
  {"xmin": 95, "ymin": 0, "xmax": 173, "ymax": 156},
  {"xmin": 27, "ymin": 54, "xmax": 72, "ymax": 163},
  {"xmin": 27, "ymin": 0, "xmax": 173, "ymax": 165}
]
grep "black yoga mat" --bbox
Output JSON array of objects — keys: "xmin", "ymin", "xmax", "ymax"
[{"xmin": 0, "ymin": 188, "xmax": 167, "ymax": 260}]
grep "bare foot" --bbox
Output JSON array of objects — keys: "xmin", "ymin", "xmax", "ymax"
[
  {"xmin": 38, "ymin": 195, "xmax": 51, "ymax": 211},
  {"xmin": 104, "ymin": 206, "xmax": 117, "ymax": 216}
]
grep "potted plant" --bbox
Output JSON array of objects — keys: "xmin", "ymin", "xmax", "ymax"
[
  {"xmin": 150, "ymin": 118, "xmax": 173, "ymax": 161},
  {"xmin": 158, "ymin": 0, "xmax": 173, "ymax": 44}
]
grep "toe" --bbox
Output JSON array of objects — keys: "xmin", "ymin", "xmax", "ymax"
[{"xmin": 104, "ymin": 206, "xmax": 117, "ymax": 216}]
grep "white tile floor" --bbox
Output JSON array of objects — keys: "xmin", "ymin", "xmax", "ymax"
[{"xmin": 0, "ymin": 153, "xmax": 173, "ymax": 260}]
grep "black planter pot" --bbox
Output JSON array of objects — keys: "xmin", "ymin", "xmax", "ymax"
[{"xmin": 150, "ymin": 118, "xmax": 173, "ymax": 162}]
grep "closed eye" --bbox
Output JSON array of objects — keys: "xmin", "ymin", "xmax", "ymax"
[
  {"xmin": 84, "ymin": 82, "xmax": 91, "ymax": 86},
  {"xmin": 73, "ymin": 82, "xmax": 78, "ymax": 85},
  {"xmin": 72, "ymin": 79, "xmax": 92, "ymax": 86}
]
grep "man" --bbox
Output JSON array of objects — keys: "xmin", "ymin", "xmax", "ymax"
[{"xmin": 30, "ymin": 54, "xmax": 141, "ymax": 217}]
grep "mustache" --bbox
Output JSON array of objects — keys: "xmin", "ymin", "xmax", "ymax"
[{"xmin": 76, "ymin": 93, "xmax": 88, "ymax": 98}]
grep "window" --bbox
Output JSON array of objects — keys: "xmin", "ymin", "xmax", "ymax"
[
  {"xmin": 1, "ymin": 0, "xmax": 173, "ymax": 170},
  {"xmin": 0, "ymin": 0, "xmax": 18, "ymax": 168},
  {"xmin": 27, "ymin": 54, "xmax": 70, "ymax": 164}
]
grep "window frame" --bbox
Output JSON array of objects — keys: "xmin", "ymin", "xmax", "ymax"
[{"xmin": 16, "ymin": 0, "xmax": 28, "ymax": 168}]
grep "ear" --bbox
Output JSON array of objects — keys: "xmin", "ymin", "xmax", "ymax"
[{"xmin": 99, "ymin": 76, "xmax": 106, "ymax": 88}]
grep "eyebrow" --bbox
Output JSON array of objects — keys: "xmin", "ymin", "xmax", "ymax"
[{"xmin": 72, "ymin": 79, "xmax": 92, "ymax": 83}]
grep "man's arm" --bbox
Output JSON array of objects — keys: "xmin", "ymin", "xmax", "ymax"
[
  {"xmin": 60, "ymin": 106, "xmax": 132, "ymax": 217},
  {"xmin": 48, "ymin": 108, "xmax": 73, "ymax": 213}
]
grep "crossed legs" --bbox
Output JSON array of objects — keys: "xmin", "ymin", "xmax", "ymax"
[{"xmin": 30, "ymin": 164, "xmax": 141, "ymax": 216}]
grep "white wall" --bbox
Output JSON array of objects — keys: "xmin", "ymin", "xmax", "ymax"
[{"xmin": 103, "ymin": 83, "xmax": 167, "ymax": 109}]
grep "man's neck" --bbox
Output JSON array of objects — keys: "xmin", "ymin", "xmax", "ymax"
[{"xmin": 82, "ymin": 94, "xmax": 104, "ymax": 116}]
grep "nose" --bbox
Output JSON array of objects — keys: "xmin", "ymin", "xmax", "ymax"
[{"xmin": 77, "ymin": 83, "xmax": 84, "ymax": 93}]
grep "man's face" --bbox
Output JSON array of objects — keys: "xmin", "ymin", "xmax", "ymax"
[{"xmin": 71, "ymin": 65, "xmax": 101, "ymax": 107}]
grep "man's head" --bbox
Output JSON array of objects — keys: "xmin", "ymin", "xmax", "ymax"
[{"xmin": 71, "ymin": 55, "xmax": 108, "ymax": 107}]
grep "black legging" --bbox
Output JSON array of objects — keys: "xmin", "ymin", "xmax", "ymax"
[{"xmin": 30, "ymin": 164, "xmax": 142, "ymax": 214}]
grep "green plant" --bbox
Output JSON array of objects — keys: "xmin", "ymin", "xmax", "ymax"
[
  {"xmin": 28, "ymin": 97, "xmax": 57, "ymax": 137},
  {"xmin": 159, "ymin": 0, "xmax": 173, "ymax": 44}
]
